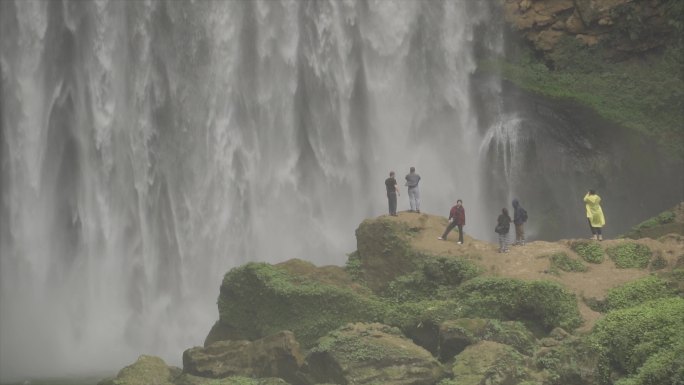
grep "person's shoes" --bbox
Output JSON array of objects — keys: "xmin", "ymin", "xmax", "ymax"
[
  {"xmin": 457, "ymin": 241, "xmax": 463, "ymax": 244},
  {"xmin": 591, "ymin": 234, "xmax": 598, "ymax": 240},
  {"xmin": 438, "ymin": 237, "xmax": 445, "ymax": 240},
  {"xmin": 598, "ymin": 235, "xmax": 603, "ymax": 241}
]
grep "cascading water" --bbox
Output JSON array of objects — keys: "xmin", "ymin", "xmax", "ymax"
[{"xmin": 0, "ymin": 0, "xmax": 499, "ymax": 380}]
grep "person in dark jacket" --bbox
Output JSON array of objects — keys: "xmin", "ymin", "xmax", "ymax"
[
  {"xmin": 495, "ymin": 208, "xmax": 511, "ymax": 253},
  {"xmin": 438, "ymin": 199, "xmax": 465, "ymax": 244},
  {"xmin": 385, "ymin": 171, "xmax": 400, "ymax": 216},
  {"xmin": 512, "ymin": 199, "xmax": 527, "ymax": 246}
]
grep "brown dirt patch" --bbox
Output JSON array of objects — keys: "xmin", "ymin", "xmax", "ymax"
[{"xmin": 381, "ymin": 210, "xmax": 684, "ymax": 332}]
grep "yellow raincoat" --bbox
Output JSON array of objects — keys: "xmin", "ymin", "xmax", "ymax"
[{"xmin": 584, "ymin": 193, "xmax": 605, "ymax": 227}]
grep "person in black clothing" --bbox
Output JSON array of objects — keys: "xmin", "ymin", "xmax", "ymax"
[
  {"xmin": 512, "ymin": 199, "xmax": 527, "ymax": 246},
  {"xmin": 385, "ymin": 171, "xmax": 400, "ymax": 216},
  {"xmin": 495, "ymin": 208, "xmax": 511, "ymax": 253}
]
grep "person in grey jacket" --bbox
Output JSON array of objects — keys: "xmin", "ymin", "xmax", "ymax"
[{"xmin": 405, "ymin": 167, "xmax": 421, "ymax": 213}]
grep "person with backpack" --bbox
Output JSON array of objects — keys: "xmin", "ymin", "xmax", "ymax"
[
  {"xmin": 512, "ymin": 199, "xmax": 528, "ymax": 246},
  {"xmin": 495, "ymin": 208, "xmax": 512, "ymax": 253},
  {"xmin": 438, "ymin": 199, "xmax": 465, "ymax": 244}
]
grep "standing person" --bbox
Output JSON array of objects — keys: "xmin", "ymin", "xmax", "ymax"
[
  {"xmin": 405, "ymin": 167, "xmax": 421, "ymax": 213},
  {"xmin": 385, "ymin": 171, "xmax": 400, "ymax": 216},
  {"xmin": 495, "ymin": 208, "xmax": 512, "ymax": 253},
  {"xmin": 512, "ymin": 199, "xmax": 528, "ymax": 246},
  {"xmin": 438, "ymin": 199, "xmax": 465, "ymax": 244},
  {"xmin": 584, "ymin": 189, "xmax": 605, "ymax": 240}
]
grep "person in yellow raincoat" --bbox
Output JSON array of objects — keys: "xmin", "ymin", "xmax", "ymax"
[{"xmin": 584, "ymin": 189, "xmax": 605, "ymax": 240}]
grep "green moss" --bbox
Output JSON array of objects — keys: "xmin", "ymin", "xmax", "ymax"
[
  {"xmin": 344, "ymin": 251, "xmax": 364, "ymax": 282},
  {"xmin": 490, "ymin": 38, "xmax": 684, "ymax": 157},
  {"xmin": 549, "ymin": 252, "xmax": 589, "ymax": 273},
  {"xmin": 606, "ymin": 243, "xmax": 652, "ymax": 269},
  {"xmin": 384, "ymin": 299, "xmax": 462, "ymax": 331},
  {"xmin": 174, "ymin": 375, "xmax": 291, "ymax": 385},
  {"xmin": 571, "ymin": 241, "xmax": 605, "ymax": 264},
  {"xmin": 100, "ymin": 355, "xmax": 173, "ymax": 385},
  {"xmin": 535, "ymin": 337, "xmax": 602, "ymax": 385},
  {"xmin": 604, "ymin": 276, "xmax": 676, "ymax": 311},
  {"xmin": 591, "ymin": 297, "xmax": 684, "ymax": 383},
  {"xmin": 218, "ymin": 262, "xmax": 388, "ymax": 347},
  {"xmin": 384, "ymin": 254, "xmax": 482, "ymax": 302},
  {"xmin": 450, "ymin": 342, "xmax": 532, "ymax": 385},
  {"xmin": 456, "ymin": 277, "xmax": 582, "ymax": 332},
  {"xmin": 440, "ymin": 318, "xmax": 537, "ymax": 357}
]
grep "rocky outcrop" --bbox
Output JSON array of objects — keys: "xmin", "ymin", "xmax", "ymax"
[
  {"xmin": 448, "ymin": 341, "xmax": 533, "ymax": 385},
  {"xmin": 98, "ymin": 355, "xmax": 178, "ymax": 385},
  {"xmin": 438, "ymin": 318, "xmax": 537, "ymax": 361},
  {"xmin": 183, "ymin": 331, "xmax": 305, "ymax": 383},
  {"xmin": 304, "ymin": 323, "xmax": 444, "ymax": 385},
  {"xmin": 500, "ymin": 0, "xmax": 677, "ymax": 55}
]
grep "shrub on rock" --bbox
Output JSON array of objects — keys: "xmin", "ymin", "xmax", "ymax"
[
  {"xmin": 456, "ymin": 277, "xmax": 583, "ymax": 332},
  {"xmin": 216, "ymin": 261, "xmax": 387, "ymax": 348},
  {"xmin": 604, "ymin": 276, "xmax": 676, "ymax": 311},
  {"xmin": 571, "ymin": 241, "xmax": 604, "ymax": 264},
  {"xmin": 591, "ymin": 297, "xmax": 684, "ymax": 384},
  {"xmin": 606, "ymin": 243, "xmax": 652, "ymax": 269},
  {"xmin": 441, "ymin": 341, "xmax": 533, "ymax": 385}
]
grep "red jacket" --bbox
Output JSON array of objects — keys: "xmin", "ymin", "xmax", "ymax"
[{"xmin": 449, "ymin": 205, "xmax": 465, "ymax": 226}]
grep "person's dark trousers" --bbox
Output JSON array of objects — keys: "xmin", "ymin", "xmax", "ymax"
[
  {"xmin": 442, "ymin": 221, "xmax": 457, "ymax": 239},
  {"xmin": 588, "ymin": 219, "xmax": 602, "ymax": 235},
  {"xmin": 457, "ymin": 225, "xmax": 464, "ymax": 243},
  {"xmin": 387, "ymin": 192, "xmax": 397, "ymax": 215}
]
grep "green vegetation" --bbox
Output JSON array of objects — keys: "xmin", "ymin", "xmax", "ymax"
[
  {"xmin": 549, "ymin": 252, "xmax": 588, "ymax": 273},
  {"xmin": 604, "ymin": 276, "xmax": 676, "ymax": 311},
  {"xmin": 535, "ymin": 337, "xmax": 601, "ymax": 385},
  {"xmin": 218, "ymin": 263, "xmax": 387, "ymax": 348},
  {"xmin": 622, "ymin": 209, "xmax": 684, "ymax": 240},
  {"xmin": 456, "ymin": 277, "xmax": 583, "ymax": 332},
  {"xmin": 440, "ymin": 318, "xmax": 537, "ymax": 357},
  {"xmin": 571, "ymin": 241, "xmax": 604, "ymax": 264},
  {"xmin": 384, "ymin": 254, "xmax": 482, "ymax": 302},
  {"xmin": 492, "ymin": 38, "xmax": 684, "ymax": 157},
  {"xmin": 591, "ymin": 297, "xmax": 684, "ymax": 384},
  {"xmin": 174, "ymin": 376, "xmax": 290, "ymax": 385},
  {"xmin": 606, "ymin": 243, "xmax": 652, "ymax": 268}
]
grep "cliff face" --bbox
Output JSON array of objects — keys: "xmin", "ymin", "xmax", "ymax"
[{"xmin": 500, "ymin": 0, "xmax": 678, "ymax": 55}]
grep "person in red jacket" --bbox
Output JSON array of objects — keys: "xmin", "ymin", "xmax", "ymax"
[{"xmin": 438, "ymin": 199, "xmax": 465, "ymax": 244}]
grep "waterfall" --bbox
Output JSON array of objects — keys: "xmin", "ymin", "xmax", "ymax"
[{"xmin": 0, "ymin": 0, "xmax": 498, "ymax": 379}]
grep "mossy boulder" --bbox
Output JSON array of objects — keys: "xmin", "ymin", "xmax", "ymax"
[
  {"xmin": 173, "ymin": 375, "xmax": 291, "ymax": 385},
  {"xmin": 623, "ymin": 204, "xmax": 684, "ymax": 240},
  {"xmin": 439, "ymin": 318, "xmax": 537, "ymax": 361},
  {"xmin": 216, "ymin": 261, "xmax": 387, "ymax": 348},
  {"xmin": 606, "ymin": 243, "xmax": 652, "ymax": 269},
  {"xmin": 383, "ymin": 254, "xmax": 482, "ymax": 302},
  {"xmin": 98, "ymin": 355, "xmax": 175, "ymax": 385},
  {"xmin": 354, "ymin": 218, "xmax": 421, "ymax": 293},
  {"xmin": 591, "ymin": 297, "xmax": 684, "ymax": 384},
  {"xmin": 534, "ymin": 336, "xmax": 602, "ymax": 385},
  {"xmin": 183, "ymin": 331, "xmax": 305, "ymax": 383},
  {"xmin": 305, "ymin": 322, "xmax": 444, "ymax": 385},
  {"xmin": 456, "ymin": 277, "xmax": 583, "ymax": 332},
  {"xmin": 444, "ymin": 341, "xmax": 533, "ymax": 385}
]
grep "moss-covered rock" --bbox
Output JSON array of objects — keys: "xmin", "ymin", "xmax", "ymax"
[
  {"xmin": 438, "ymin": 318, "xmax": 536, "ymax": 361},
  {"xmin": 305, "ymin": 323, "xmax": 444, "ymax": 385},
  {"xmin": 98, "ymin": 355, "xmax": 175, "ymax": 385},
  {"xmin": 384, "ymin": 254, "xmax": 482, "ymax": 302},
  {"xmin": 444, "ymin": 341, "xmax": 533, "ymax": 385},
  {"xmin": 591, "ymin": 297, "xmax": 684, "ymax": 383},
  {"xmin": 623, "ymin": 204, "xmax": 684, "ymax": 240},
  {"xmin": 354, "ymin": 218, "xmax": 422, "ymax": 293},
  {"xmin": 606, "ymin": 243, "xmax": 653, "ymax": 269},
  {"xmin": 216, "ymin": 261, "xmax": 387, "ymax": 348},
  {"xmin": 456, "ymin": 277, "xmax": 583, "ymax": 332},
  {"xmin": 173, "ymin": 375, "xmax": 291, "ymax": 385},
  {"xmin": 571, "ymin": 241, "xmax": 604, "ymax": 264},
  {"xmin": 604, "ymin": 276, "xmax": 676, "ymax": 311},
  {"xmin": 534, "ymin": 336, "xmax": 602, "ymax": 385},
  {"xmin": 183, "ymin": 331, "xmax": 305, "ymax": 383}
]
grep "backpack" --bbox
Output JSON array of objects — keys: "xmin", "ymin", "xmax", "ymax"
[{"xmin": 520, "ymin": 208, "xmax": 528, "ymax": 222}]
